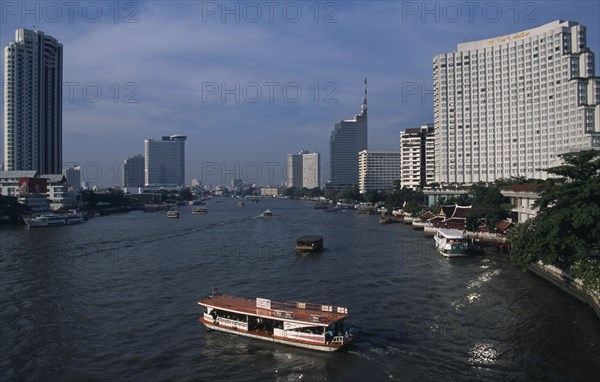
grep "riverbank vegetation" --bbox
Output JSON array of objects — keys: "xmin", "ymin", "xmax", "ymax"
[{"xmin": 509, "ymin": 151, "xmax": 600, "ymax": 289}]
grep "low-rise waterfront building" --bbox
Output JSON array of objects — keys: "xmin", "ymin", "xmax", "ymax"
[
  {"xmin": 500, "ymin": 183, "xmax": 546, "ymax": 223},
  {"xmin": 260, "ymin": 187, "xmax": 280, "ymax": 197}
]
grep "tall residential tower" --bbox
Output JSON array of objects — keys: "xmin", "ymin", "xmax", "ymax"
[
  {"xmin": 433, "ymin": 20, "xmax": 600, "ymax": 184},
  {"xmin": 3, "ymin": 29, "xmax": 63, "ymax": 174},
  {"xmin": 287, "ymin": 150, "xmax": 321, "ymax": 189},
  {"xmin": 400, "ymin": 124, "xmax": 435, "ymax": 190},
  {"xmin": 328, "ymin": 79, "xmax": 368, "ymax": 190}
]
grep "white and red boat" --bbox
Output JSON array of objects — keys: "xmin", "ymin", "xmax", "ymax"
[{"xmin": 198, "ymin": 291, "xmax": 355, "ymax": 352}]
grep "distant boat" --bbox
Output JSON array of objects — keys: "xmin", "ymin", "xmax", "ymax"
[
  {"xmin": 189, "ymin": 199, "xmax": 205, "ymax": 206},
  {"xmin": 434, "ymin": 229, "xmax": 469, "ymax": 257},
  {"xmin": 261, "ymin": 209, "xmax": 273, "ymax": 217},
  {"xmin": 296, "ymin": 235, "xmax": 323, "ymax": 253},
  {"xmin": 166, "ymin": 210, "xmax": 179, "ymax": 219},
  {"xmin": 237, "ymin": 201, "xmax": 245, "ymax": 207},
  {"xmin": 192, "ymin": 207, "xmax": 207, "ymax": 215}
]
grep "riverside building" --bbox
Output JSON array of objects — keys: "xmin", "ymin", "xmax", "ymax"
[
  {"xmin": 328, "ymin": 79, "xmax": 368, "ymax": 190},
  {"xmin": 3, "ymin": 29, "xmax": 63, "ymax": 174},
  {"xmin": 358, "ymin": 150, "xmax": 401, "ymax": 194},
  {"xmin": 286, "ymin": 150, "xmax": 321, "ymax": 189},
  {"xmin": 400, "ymin": 124, "xmax": 435, "ymax": 190},
  {"xmin": 144, "ymin": 135, "xmax": 186, "ymax": 189},
  {"xmin": 122, "ymin": 154, "xmax": 145, "ymax": 190},
  {"xmin": 433, "ymin": 20, "xmax": 600, "ymax": 184}
]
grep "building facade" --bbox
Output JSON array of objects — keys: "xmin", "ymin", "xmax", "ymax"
[
  {"xmin": 433, "ymin": 20, "xmax": 600, "ymax": 184},
  {"xmin": 358, "ymin": 150, "xmax": 401, "ymax": 194},
  {"xmin": 400, "ymin": 124, "xmax": 435, "ymax": 190},
  {"xmin": 286, "ymin": 152, "xmax": 303, "ymax": 187},
  {"xmin": 287, "ymin": 150, "xmax": 321, "ymax": 189},
  {"xmin": 3, "ymin": 29, "xmax": 63, "ymax": 174},
  {"xmin": 63, "ymin": 165, "xmax": 81, "ymax": 190},
  {"xmin": 328, "ymin": 79, "xmax": 368, "ymax": 190},
  {"xmin": 144, "ymin": 135, "xmax": 186, "ymax": 188},
  {"xmin": 122, "ymin": 154, "xmax": 145, "ymax": 189}
]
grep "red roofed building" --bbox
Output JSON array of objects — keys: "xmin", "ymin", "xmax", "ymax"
[{"xmin": 427, "ymin": 204, "xmax": 471, "ymax": 231}]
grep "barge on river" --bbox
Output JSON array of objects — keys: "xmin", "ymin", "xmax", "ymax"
[
  {"xmin": 198, "ymin": 292, "xmax": 354, "ymax": 352},
  {"xmin": 295, "ymin": 235, "xmax": 323, "ymax": 253}
]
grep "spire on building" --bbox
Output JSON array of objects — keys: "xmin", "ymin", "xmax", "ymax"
[{"xmin": 361, "ymin": 77, "xmax": 367, "ymax": 115}]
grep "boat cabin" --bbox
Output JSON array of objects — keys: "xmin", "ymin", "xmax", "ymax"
[{"xmin": 295, "ymin": 235, "xmax": 323, "ymax": 253}]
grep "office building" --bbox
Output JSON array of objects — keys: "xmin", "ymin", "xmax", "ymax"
[
  {"xmin": 433, "ymin": 20, "xmax": 600, "ymax": 184},
  {"xmin": 122, "ymin": 154, "xmax": 145, "ymax": 189},
  {"xmin": 144, "ymin": 135, "xmax": 186, "ymax": 188},
  {"xmin": 400, "ymin": 124, "xmax": 435, "ymax": 190},
  {"xmin": 358, "ymin": 150, "xmax": 401, "ymax": 193},
  {"xmin": 3, "ymin": 29, "xmax": 63, "ymax": 174},
  {"xmin": 63, "ymin": 165, "xmax": 81, "ymax": 190},
  {"xmin": 328, "ymin": 79, "xmax": 368, "ymax": 190},
  {"xmin": 287, "ymin": 150, "xmax": 321, "ymax": 189}
]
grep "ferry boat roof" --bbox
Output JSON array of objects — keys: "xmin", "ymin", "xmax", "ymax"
[
  {"xmin": 296, "ymin": 235, "xmax": 323, "ymax": 243},
  {"xmin": 437, "ymin": 228, "xmax": 465, "ymax": 239},
  {"xmin": 198, "ymin": 294, "xmax": 348, "ymax": 327}
]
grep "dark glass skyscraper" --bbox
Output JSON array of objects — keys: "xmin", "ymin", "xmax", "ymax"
[{"xmin": 328, "ymin": 79, "xmax": 368, "ymax": 190}]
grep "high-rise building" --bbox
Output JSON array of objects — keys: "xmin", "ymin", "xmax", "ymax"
[
  {"xmin": 286, "ymin": 150, "xmax": 321, "ymax": 189},
  {"xmin": 286, "ymin": 152, "xmax": 303, "ymax": 187},
  {"xmin": 3, "ymin": 29, "xmax": 63, "ymax": 174},
  {"xmin": 358, "ymin": 150, "xmax": 401, "ymax": 194},
  {"xmin": 301, "ymin": 152, "xmax": 321, "ymax": 189},
  {"xmin": 122, "ymin": 154, "xmax": 145, "ymax": 189},
  {"xmin": 400, "ymin": 124, "xmax": 435, "ymax": 190},
  {"xmin": 328, "ymin": 79, "xmax": 368, "ymax": 190},
  {"xmin": 433, "ymin": 20, "xmax": 600, "ymax": 184},
  {"xmin": 144, "ymin": 135, "xmax": 186, "ymax": 188},
  {"xmin": 63, "ymin": 165, "xmax": 81, "ymax": 190}
]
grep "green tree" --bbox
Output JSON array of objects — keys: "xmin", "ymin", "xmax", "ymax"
[
  {"xmin": 179, "ymin": 187, "xmax": 193, "ymax": 201},
  {"xmin": 509, "ymin": 150, "xmax": 600, "ymax": 289},
  {"xmin": 337, "ymin": 186, "xmax": 362, "ymax": 202}
]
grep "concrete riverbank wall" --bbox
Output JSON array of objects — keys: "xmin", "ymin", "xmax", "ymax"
[{"xmin": 528, "ymin": 262, "xmax": 600, "ymax": 319}]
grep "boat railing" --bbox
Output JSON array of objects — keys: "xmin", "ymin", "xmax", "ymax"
[
  {"xmin": 206, "ymin": 294, "xmax": 349, "ymax": 317},
  {"xmin": 270, "ymin": 300, "xmax": 348, "ymax": 316}
]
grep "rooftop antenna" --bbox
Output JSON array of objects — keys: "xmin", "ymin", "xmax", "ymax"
[{"xmin": 361, "ymin": 78, "xmax": 367, "ymax": 115}]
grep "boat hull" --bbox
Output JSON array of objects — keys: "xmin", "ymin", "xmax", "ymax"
[
  {"xmin": 436, "ymin": 248, "xmax": 469, "ymax": 258},
  {"xmin": 199, "ymin": 318, "xmax": 350, "ymax": 352}
]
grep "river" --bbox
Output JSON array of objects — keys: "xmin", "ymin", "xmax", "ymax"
[{"xmin": 1, "ymin": 198, "xmax": 599, "ymax": 381}]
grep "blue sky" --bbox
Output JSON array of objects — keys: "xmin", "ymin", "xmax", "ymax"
[{"xmin": 1, "ymin": 1, "xmax": 599, "ymax": 187}]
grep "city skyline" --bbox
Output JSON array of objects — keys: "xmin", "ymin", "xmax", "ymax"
[{"xmin": 1, "ymin": 2, "xmax": 599, "ymax": 187}]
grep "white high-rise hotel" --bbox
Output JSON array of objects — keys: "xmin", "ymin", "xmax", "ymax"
[{"xmin": 434, "ymin": 20, "xmax": 600, "ymax": 184}]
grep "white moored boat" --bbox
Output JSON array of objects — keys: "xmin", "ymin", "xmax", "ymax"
[
  {"xmin": 434, "ymin": 228, "xmax": 469, "ymax": 257},
  {"xmin": 198, "ymin": 291, "xmax": 355, "ymax": 352},
  {"xmin": 26, "ymin": 212, "xmax": 85, "ymax": 228}
]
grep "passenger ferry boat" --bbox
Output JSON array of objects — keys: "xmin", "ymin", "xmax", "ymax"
[
  {"xmin": 26, "ymin": 212, "xmax": 85, "ymax": 228},
  {"xmin": 434, "ymin": 228, "xmax": 469, "ymax": 257},
  {"xmin": 192, "ymin": 207, "xmax": 207, "ymax": 215},
  {"xmin": 198, "ymin": 291, "xmax": 355, "ymax": 352},
  {"xmin": 296, "ymin": 235, "xmax": 323, "ymax": 253},
  {"xmin": 166, "ymin": 209, "xmax": 179, "ymax": 218}
]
